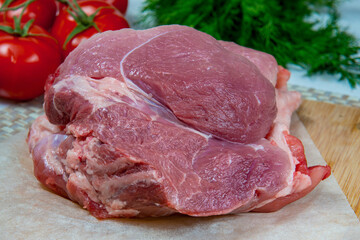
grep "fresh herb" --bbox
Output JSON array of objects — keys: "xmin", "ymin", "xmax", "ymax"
[{"xmin": 142, "ymin": 0, "xmax": 360, "ymax": 87}]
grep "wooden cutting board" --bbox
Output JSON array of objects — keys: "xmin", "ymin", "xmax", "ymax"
[{"xmin": 297, "ymin": 100, "xmax": 360, "ymax": 220}]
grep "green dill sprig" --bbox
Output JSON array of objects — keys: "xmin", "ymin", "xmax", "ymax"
[{"xmin": 142, "ymin": 0, "xmax": 360, "ymax": 87}]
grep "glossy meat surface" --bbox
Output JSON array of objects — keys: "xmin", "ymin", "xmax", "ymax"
[
  {"xmin": 46, "ymin": 25, "xmax": 276, "ymax": 143},
  {"xmin": 28, "ymin": 26, "xmax": 330, "ymax": 218}
]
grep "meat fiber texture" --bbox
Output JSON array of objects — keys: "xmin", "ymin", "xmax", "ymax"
[{"xmin": 27, "ymin": 25, "xmax": 331, "ymax": 218}]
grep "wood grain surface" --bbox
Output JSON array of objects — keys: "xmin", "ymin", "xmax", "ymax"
[{"xmin": 297, "ymin": 100, "xmax": 360, "ymax": 220}]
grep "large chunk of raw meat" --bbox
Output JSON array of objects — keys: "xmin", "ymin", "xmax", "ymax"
[
  {"xmin": 45, "ymin": 25, "xmax": 276, "ymax": 143},
  {"xmin": 27, "ymin": 25, "xmax": 330, "ymax": 218}
]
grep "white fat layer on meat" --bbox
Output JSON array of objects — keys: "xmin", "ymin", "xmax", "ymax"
[
  {"xmin": 247, "ymin": 143, "xmax": 265, "ymax": 151},
  {"xmin": 66, "ymin": 124, "xmax": 91, "ymax": 137},
  {"xmin": 172, "ymin": 172, "xmax": 202, "ymax": 208},
  {"xmin": 80, "ymin": 138, "xmax": 141, "ymax": 174},
  {"xmin": 30, "ymin": 130, "xmax": 67, "ymax": 178},
  {"xmin": 107, "ymin": 199, "xmax": 127, "ymax": 209},
  {"xmin": 60, "ymin": 134, "xmax": 171, "ymax": 216},
  {"xmin": 54, "ymin": 75, "xmax": 211, "ymax": 141},
  {"xmin": 65, "ymin": 147, "xmax": 81, "ymax": 170},
  {"xmin": 27, "ymin": 115, "xmax": 62, "ymax": 151},
  {"xmin": 51, "ymin": 94, "xmax": 64, "ymax": 119},
  {"xmin": 53, "ymin": 75, "xmax": 138, "ymax": 110},
  {"xmin": 252, "ymin": 172, "xmax": 312, "ymax": 210},
  {"xmin": 119, "ymin": 30, "xmax": 173, "ymax": 99},
  {"xmin": 252, "ymin": 88, "xmax": 308, "ymax": 209},
  {"xmin": 91, "ymin": 170, "xmax": 166, "ymax": 217},
  {"xmin": 254, "ymin": 93, "xmax": 262, "ymax": 105},
  {"xmin": 181, "ymin": 125, "xmax": 211, "ymax": 140},
  {"xmin": 105, "ymin": 206, "xmax": 140, "ymax": 217},
  {"xmin": 291, "ymin": 171, "xmax": 312, "ymax": 192},
  {"xmin": 44, "ymin": 150, "xmax": 63, "ymax": 176},
  {"xmin": 176, "ymin": 172, "xmax": 187, "ymax": 187},
  {"xmin": 68, "ymin": 171, "xmax": 99, "ymax": 202},
  {"xmin": 28, "ymin": 118, "xmax": 71, "ymax": 185},
  {"xmin": 94, "ymin": 171, "xmax": 159, "ymax": 200}
]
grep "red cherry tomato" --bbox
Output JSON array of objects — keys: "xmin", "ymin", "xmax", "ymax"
[
  {"xmin": 51, "ymin": 0, "xmax": 129, "ymax": 58},
  {"xmin": 57, "ymin": 0, "xmax": 128, "ymax": 15},
  {"xmin": 89, "ymin": 0, "xmax": 128, "ymax": 14},
  {"xmin": 0, "ymin": 0, "xmax": 57, "ymax": 30},
  {"xmin": 55, "ymin": 1, "xmax": 67, "ymax": 16},
  {"xmin": 0, "ymin": 23, "xmax": 62, "ymax": 101}
]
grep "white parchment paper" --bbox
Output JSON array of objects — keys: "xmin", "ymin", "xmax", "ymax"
[{"xmin": 0, "ymin": 114, "xmax": 359, "ymax": 240}]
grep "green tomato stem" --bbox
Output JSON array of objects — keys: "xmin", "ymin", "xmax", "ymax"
[
  {"xmin": 0, "ymin": 0, "xmax": 36, "ymax": 37},
  {"xmin": 61, "ymin": 0, "xmax": 114, "ymax": 50}
]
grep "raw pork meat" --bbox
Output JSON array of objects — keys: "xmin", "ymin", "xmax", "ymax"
[{"xmin": 27, "ymin": 25, "xmax": 330, "ymax": 218}]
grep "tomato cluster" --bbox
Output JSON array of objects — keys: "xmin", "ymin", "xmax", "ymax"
[{"xmin": 0, "ymin": 0, "xmax": 129, "ymax": 101}]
